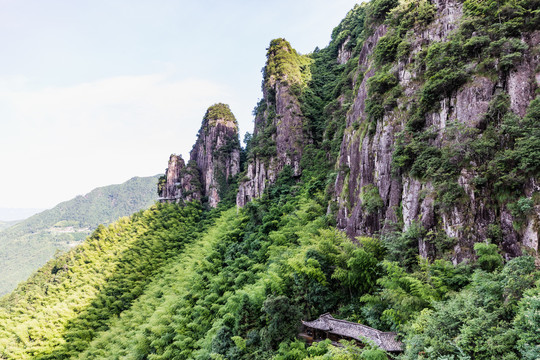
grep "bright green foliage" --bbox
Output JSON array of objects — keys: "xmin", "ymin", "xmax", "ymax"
[
  {"xmin": 0, "ymin": 202, "xmax": 205, "ymax": 359},
  {"xmin": 332, "ymin": 237, "xmax": 382, "ymax": 299},
  {"xmin": 264, "ymin": 38, "xmax": 313, "ymax": 88},
  {"xmin": 204, "ymin": 103, "xmax": 237, "ymax": 126},
  {"xmin": 362, "ymin": 261, "xmax": 441, "ymax": 329}
]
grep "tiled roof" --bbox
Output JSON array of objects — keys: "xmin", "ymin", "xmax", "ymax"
[{"xmin": 302, "ymin": 313, "xmax": 403, "ymax": 352}]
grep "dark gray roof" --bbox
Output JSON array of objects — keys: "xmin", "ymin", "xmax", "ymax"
[{"xmin": 302, "ymin": 313, "xmax": 403, "ymax": 352}]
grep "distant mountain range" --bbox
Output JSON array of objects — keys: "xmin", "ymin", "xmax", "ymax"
[
  {"xmin": 0, "ymin": 208, "xmax": 45, "ymax": 222},
  {"xmin": 0, "ymin": 175, "xmax": 160, "ymax": 295}
]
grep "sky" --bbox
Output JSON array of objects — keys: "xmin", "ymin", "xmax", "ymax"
[{"xmin": 0, "ymin": 0, "xmax": 359, "ymax": 210}]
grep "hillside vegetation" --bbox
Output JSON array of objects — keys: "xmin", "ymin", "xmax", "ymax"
[
  {"xmin": 0, "ymin": 175, "xmax": 160, "ymax": 295},
  {"xmin": 0, "ymin": 0, "xmax": 539, "ymax": 359},
  {"xmin": 0, "ymin": 171, "xmax": 538, "ymax": 359},
  {"xmin": 0, "ymin": 221, "xmax": 19, "ymax": 232}
]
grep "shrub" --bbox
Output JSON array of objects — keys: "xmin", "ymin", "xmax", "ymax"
[
  {"xmin": 361, "ymin": 184, "xmax": 384, "ymax": 214},
  {"xmin": 367, "ymin": 70, "xmax": 399, "ymax": 96},
  {"xmin": 374, "ymin": 33, "xmax": 401, "ymax": 65},
  {"xmin": 366, "ymin": 0, "xmax": 399, "ymax": 23},
  {"xmin": 474, "ymin": 242, "xmax": 503, "ymax": 272}
]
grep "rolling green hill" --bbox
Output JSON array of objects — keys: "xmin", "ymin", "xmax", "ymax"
[{"xmin": 0, "ymin": 175, "xmax": 160, "ymax": 296}]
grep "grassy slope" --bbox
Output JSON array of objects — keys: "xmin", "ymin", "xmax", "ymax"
[{"xmin": 0, "ymin": 202, "xmax": 206, "ymax": 359}]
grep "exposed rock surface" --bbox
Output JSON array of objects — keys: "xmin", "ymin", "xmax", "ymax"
[
  {"xmin": 158, "ymin": 154, "xmax": 185, "ymax": 202},
  {"xmin": 332, "ymin": 0, "xmax": 539, "ymax": 262},
  {"xmin": 237, "ymin": 39, "xmax": 309, "ymax": 207},
  {"xmin": 162, "ymin": 3, "xmax": 539, "ymax": 263},
  {"xmin": 159, "ymin": 104, "xmax": 241, "ymax": 207}
]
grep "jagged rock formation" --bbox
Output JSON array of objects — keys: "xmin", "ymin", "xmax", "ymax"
[
  {"xmin": 159, "ymin": 104, "xmax": 241, "ymax": 207},
  {"xmin": 158, "ymin": 154, "xmax": 185, "ymax": 202},
  {"xmin": 331, "ymin": 0, "xmax": 539, "ymax": 262},
  {"xmin": 236, "ymin": 39, "xmax": 311, "ymax": 207},
  {"xmin": 232, "ymin": 0, "xmax": 539, "ymax": 263},
  {"xmin": 158, "ymin": 1, "xmax": 540, "ymax": 263}
]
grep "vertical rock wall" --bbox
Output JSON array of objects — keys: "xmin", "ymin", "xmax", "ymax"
[
  {"xmin": 190, "ymin": 104, "xmax": 241, "ymax": 208},
  {"xmin": 236, "ymin": 39, "xmax": 309, "ymax": 207},
  {"xmin": 332, "ymin": 0, "xmax": 539, "ymax": 262},
  {"xmin": 158, "ymin": 154, "xmax": 185, "ymax": 202}
]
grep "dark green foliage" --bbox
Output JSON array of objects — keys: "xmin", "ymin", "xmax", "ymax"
[
  {"xmin": 211, "ymin": 326, "xmax": 235, "ymax": 355},
  {"xmin": 366, "ymin": 0, "xmax": 399, "ymax": 24},
  {"xmin": 463, "ymin": 0, "xmax": 540, "ymax": 33},
  {"xmin": 366, "ymin": 68, "xmax": 400, "ymax": 123},
  {"xmin": 262, "ymin": 296, "xmax": 301, "ymax": 349},
  {"xmin": 514, "ymin": 281, "xmax": 540, "ymax": 359},
  {"xmin": 420, "ymin": 68, "xmax": 468, "ymax": 111},
  {"xmin": 404, "ymin": 256, "xmax": 539, "ymax": 360},
  {"xmin": 367, "ymin": 70, "xmax": 398, "ymax": 96},
  {"xmin": 374, "ymin": 33, "xmax": 400, "ymax": 65},
  {"xmin": 330, "ymin": 4, "xmax": 366, "ymax": 57},
  {"xmin": 386, "ymin": 0, "xmax": 436, "ymax": 30},
  {"xmin": 383, "ymin": 221, "xmax": 424, "ymax": 271}
]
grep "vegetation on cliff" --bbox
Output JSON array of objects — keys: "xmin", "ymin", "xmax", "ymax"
[{"xmin": 204, "ymin": 103, "xmax": 238, "ymax": 128}]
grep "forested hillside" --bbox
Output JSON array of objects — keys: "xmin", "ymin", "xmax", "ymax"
[
  {"xmin": 0, "ymin": 175, "xmax": 160, "ymax": 295},
  {"xmin": 0, "ymin": 0, "xmax": 539, "ymax": 359},
  {"xmin": 0, "ymin": 221, "xmax": 19, "ymax": 232}
]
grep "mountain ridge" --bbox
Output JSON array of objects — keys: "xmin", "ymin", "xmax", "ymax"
[{"xmin": 0, "ymin": 175, "xmax": 161, "ymax": 295}]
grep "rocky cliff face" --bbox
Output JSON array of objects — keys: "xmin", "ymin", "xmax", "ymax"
[
  {"xmin": 160, "ymin": 1, "xmax": 539, "ymax": 263},
  {"xmin": 158, "ymin": 154, "xmax": 186, "ymax": 202},
  {"xmin": 191, "ymin": 104, "xmax": 241, "ymax": 207},
  {"xmin": 159, "ymin": 103, "xmax": 241, "ymax": 207},
  {"xmin": 331, "ymin": 0, "xmax": 539, "ymax": 262},
  {"xmin": 236, "ymin": 39, "xmax": 310, "ymax": 207}
]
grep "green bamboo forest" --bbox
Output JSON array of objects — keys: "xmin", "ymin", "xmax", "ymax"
[{"xmin": 1, "ymin": 0, "xmax": 539, "ymax": 359}]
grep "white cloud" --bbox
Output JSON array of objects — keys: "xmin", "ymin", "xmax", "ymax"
[{"xmin": 0, "ymin": 73, "xmax": 232, "ymax": 208}]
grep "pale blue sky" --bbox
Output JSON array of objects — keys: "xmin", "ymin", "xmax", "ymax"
[{"xmin": 0, "ymin": 0, "xmax": 359, "ymax": 209}]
